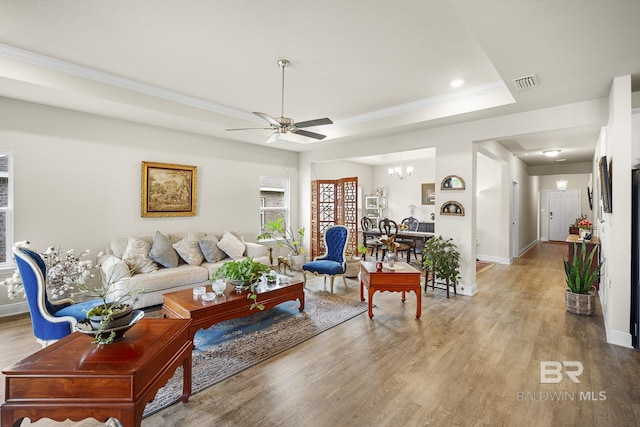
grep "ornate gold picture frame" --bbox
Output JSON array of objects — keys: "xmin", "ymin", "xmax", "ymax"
[{"xmin": 141, "ymin": 161, "xmax": 197, "ymax": 217}]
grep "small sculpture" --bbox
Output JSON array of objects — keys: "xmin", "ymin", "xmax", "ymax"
[{"xmin": 277, "ymin": 256, "xmax": 291, "ymax": 275}]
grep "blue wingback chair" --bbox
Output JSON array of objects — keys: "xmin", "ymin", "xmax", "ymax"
[
  {"xmin": 14, "ymin": 247, "xmax": 101, "ymax": 347},
  {"xmin": 302, "ymin": 225, "xmax": 350, "ymax": 294}
]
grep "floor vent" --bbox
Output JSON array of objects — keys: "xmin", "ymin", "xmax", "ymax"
[{"xmin": 511, "ymin": 74, "xmax": 539, "ymax": 91}]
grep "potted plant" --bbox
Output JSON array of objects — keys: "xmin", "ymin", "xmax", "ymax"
[
  {"xmin": 258, "ymin": 217, "xmax": 306, "ymax": 270},
  {"xmin": 564, "ymin": 242, "xmax": 601, "ymax": 315},
  {"xmin": 345, "ymin": 244, "xmax": 368, "ymax": 278},
  {"xmin": 213, "ymin": 257, "xmax": 270, "ymax": 309},
  {"xmin": 422, "ymin": 235, "xmax": 461, "ymax": 297},
  {"xmin": 74, "ymin": 258, "xmax": 142, "ymax": 344}
]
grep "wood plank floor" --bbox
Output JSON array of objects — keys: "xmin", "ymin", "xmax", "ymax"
[{"xmin": 1, "ymin": 242, "xmax": 639, "ymax": 426}]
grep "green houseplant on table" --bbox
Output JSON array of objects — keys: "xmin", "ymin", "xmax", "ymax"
[
  {"xmin": 258, "ymin": 217, "xmax": 306, "ymax": 270},
  {"xmin": 564, "ymin": 241, "xmax": 601, "ymax": 315},
  {"xmin": 214, "ymin": 257, "xmax": 270, "ymax": 310}
]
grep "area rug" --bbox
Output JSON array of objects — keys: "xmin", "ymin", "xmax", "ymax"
[
  {"xmin": 476, "ymin": 260, "xmax": 495, "ymax": 274},
  {"xmin": 143, "ymin": 291, "xmax": 367, "ymax": 417}
]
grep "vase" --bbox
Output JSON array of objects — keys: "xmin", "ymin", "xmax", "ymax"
[
  {"xmin": 288, "ymin": 254, "xmax": 306, "ymax": 272},
  {"xmin": 88, "ymin": 304, "xmax": 133, "ymax": 330},
  {"xmin": 385, "ymin": 251, "xmax": 395, "ymax": 268}
]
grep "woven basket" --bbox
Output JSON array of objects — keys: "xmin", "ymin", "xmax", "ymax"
[{"xmin": 565, "ymin": 290, "xmax": 596, "ymax": 315}]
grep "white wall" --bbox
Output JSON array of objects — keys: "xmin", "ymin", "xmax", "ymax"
[
  {"xmin": 0, "ymin": 98, "xmax": 299, "ymax": 311},
  {"xmin": 374, "ymin": 151, "xmax": 436, "ymax": 223},
  {"xmin": 538, "ymin": 173, "xmax": 593, "ymax": 240},
  {"xmin": 597, "ymin": 76, "xmax": 633, "ymax": 347},
  {"xmin": 476, "ymin": 152, "xmax": 504, "ymax": 262}
]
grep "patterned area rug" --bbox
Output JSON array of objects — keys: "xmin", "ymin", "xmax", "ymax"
[
  {"xmin": 476, "ymin": 260, "xmax": 495, "ymax": 274},
  {"xmin": 143, "ymin": 290, "xmax": 367, "ymax": 417}
]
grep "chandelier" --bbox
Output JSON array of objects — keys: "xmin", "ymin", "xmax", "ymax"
[
  {"xmin": 556, "ymin": 179, "xmax": 568, "ymax": 191},
  {"xmin": 388, "ymin": 156, "xmax": 413, "ymax": 180}
]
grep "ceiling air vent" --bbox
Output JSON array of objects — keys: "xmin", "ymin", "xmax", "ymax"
[{"xmin": 511, "ymin": 74, "xmax": 539, "ymax": 91}]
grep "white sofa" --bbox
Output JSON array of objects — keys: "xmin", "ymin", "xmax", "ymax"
[{"xmin": 100, "ymin": 231, "xmax": 270, "ymax": 309}]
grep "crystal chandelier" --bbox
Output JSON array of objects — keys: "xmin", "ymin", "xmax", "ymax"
[{"xmin": 388, "ymin": 156, "xmax": 413, "ymax": 180}]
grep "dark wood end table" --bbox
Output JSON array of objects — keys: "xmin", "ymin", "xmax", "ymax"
[
  {"xmin": 360, "ymin": 261, "xmax": 422, "ymax": 319},
  {"xmin": 1, "ymin": 318, "xmax": 192, "ymax": 427}
]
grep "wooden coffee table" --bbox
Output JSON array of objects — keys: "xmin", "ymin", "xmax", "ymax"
[
  {"xmin": 162, "ymin": 278, "xmax": 305, "ymax": 341},
  {"xmin": 360, "ymin": 261, "xmax": 422, "ymax": 319},
  {"xmin": 1, "ymin": 318, "xmax": 192, "ymax": 427}
]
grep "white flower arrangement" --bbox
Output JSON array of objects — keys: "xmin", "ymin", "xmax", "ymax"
[{"xmin": 1, "ymin": 241, "xmax": 97, "ymax": 301}]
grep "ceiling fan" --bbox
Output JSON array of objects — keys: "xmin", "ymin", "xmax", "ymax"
[{"xmin": 226, "ymin": 59, "xmax": 333, "ymax": 144}]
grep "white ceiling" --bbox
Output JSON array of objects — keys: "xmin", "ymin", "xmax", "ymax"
[{"xmin": 1, "ymin": 1, "xmax": 639, "ymax": 167}]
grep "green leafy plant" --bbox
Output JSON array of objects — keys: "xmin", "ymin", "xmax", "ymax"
[
  {"xmin": 564, "ymin": 242, "xmax": 601, "ymax": 294},
  {"xmin": 75, "ymin": 259, "xmax": 142, "ymax": 344},
  {"xmin": 258, "ymin": 217, "xmax": 306, "ymax": 255},
  {"xmin": 213, "ymin": 257, "xmax": 270, "ymax": 310},
  {"xmin": 422, "ymin": 235, "xmax": 461, "ymax": 287}
]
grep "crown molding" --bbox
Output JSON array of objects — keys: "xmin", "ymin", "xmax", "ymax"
[{"xmin": 0, "ymin": 43, "xmax": 256, "ymax": 122}]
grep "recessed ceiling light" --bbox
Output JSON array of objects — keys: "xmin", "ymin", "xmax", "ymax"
[
  {"xmin": 556, "ymin": 158, "xmax": 567, "ymax": 162},
  {"xmin": 543, "ymin": 149, "xmax": 561, "ymax": 157},
  {"xmin": 450, "ymin": 79, "xmax": 465, "ymax": 88}
]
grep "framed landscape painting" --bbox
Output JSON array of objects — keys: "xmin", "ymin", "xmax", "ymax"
[{"xmin": 141, "ymin": 161, "xmax": 197, "ymax": 217}]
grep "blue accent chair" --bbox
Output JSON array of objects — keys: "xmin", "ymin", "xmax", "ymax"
[
  {"xmin": 302, "ymin": 225, "xmax": 350, "ymax": 293},
  {"xmin": 14, "ymin": 247, "xmax": 102, "ymax": 347}
]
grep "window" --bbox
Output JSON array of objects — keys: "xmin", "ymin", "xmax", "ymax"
[
  {"xmin": 0, "ymin": 151, "xmax": 13, "ymax": 267},
  {"xmin": 259, "ymin": 176, "xmax": 289, "ymax": 235}
]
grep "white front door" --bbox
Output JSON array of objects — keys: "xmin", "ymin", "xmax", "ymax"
[{"xmin": 548, "ymin": 189, "xmax": 581, "ymax": 241}]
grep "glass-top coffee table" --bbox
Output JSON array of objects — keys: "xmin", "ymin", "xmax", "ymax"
[{"xmin": 162, "ymin": 277, "xmax": 305, "ymax": 341}]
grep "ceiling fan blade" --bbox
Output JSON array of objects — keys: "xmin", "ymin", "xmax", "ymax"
[
  {"xmin": 295, "ymin": 118, "xmax": 333, "ymax": 128},
  {"xmin": 254, "ymin": 112, "xmax": 280, "ymax": 127},
  {"xmin": 292, "ymin": 129, "xmax": 327, "ymax": 140},
  {"xmin": 226, "ymin": 127, "xmax": 272, "ymax": 131},
  {"xmin": 266, "ymin": 131, "xmax": 281, "ymax": 144}
]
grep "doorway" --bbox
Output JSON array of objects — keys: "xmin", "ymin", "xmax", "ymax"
[{"xmin": 548, "ymin": 189, "xmax": 581, "ymax": 241}]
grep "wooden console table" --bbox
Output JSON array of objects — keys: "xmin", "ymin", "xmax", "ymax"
[
  {"xmin": 1, "ymin": 318, "xmax": 192, "ymax": 427},
  {"xmin": 566, "ymin": 234, "xmax": 600, "ymax": 290},
  {"xmin": 360, "ymin": 261, "xmax": 422, "ymax": 319}
]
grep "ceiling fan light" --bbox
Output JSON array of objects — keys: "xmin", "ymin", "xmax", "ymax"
[{"xmin": 543, "ymin": 149, "xmax": 561, "ymax": 157}]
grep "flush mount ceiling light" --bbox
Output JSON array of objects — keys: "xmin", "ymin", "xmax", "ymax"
[
  {"xmin": 543, "ymin": 149, "xmax": 561, "ymax": 157},
  {"xmin": 556, "ymin": 179, "xmax": 568, "ymax": 191},
  {"xmin": 450, "ymin": 79, "xmax": 465, "ymax": 88}
]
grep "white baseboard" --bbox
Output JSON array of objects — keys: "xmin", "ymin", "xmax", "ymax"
[
  {"xmin": 457, "ymin": 282, "xmax": 477, "ymax": 296},
  {"xmin": 0, "ymin": 301, "xmax": 28, "ymax": 317},
  {"xmin": 476, "ymin": 254, "xmax": 511, "ymax": 265}
]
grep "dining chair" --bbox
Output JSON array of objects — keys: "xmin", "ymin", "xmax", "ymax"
[
  {"xmin": 378, "ymin": 218, "xmax": 413, "ymax": 262},
  {"xmin": 360, "ymin": 217, "xmax": 381, "ymax": 260}
]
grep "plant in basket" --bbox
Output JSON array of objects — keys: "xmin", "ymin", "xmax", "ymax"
[{"xmin": 564, "ymin": 242, "xmax": 601, "ymax": 315}]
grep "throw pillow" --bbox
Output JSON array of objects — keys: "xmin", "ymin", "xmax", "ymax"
[
  {"xmin": 217, "ymin": 231, "xmax": 246, "ymax": 260},
  {"xmin": 122, "ymin": 236, "xmax": 158, "ymax": 274},
  {"xmin": 172, "ymin": 232, "xmax": 205, "ymax": 265},
  {"xmin": 199, "ymin": 236, "xmax": 226, "ymax": 263},
  {"xmin": 149, "ymin": 231, "xmax": 179, "ymax": 268}
]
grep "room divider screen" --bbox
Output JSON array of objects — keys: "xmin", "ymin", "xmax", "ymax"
[{"xmin": 310, "ymin": 177, "xmax": 358, "ymax": 259}]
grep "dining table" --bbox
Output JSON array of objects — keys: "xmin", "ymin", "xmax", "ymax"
[{"xmin": 362, "ymin": 228, "xmax": 435, "ymax": 263}]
